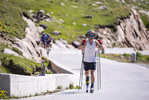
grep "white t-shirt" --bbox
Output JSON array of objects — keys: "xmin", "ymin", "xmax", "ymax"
[{"xmin": 83, "ymin": 39, "xmax": 97, "ymax": 62}]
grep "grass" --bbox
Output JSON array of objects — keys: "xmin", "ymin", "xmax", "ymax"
[
  {"xmin": 0, "ymin": 1, "xmax": 27, "ymax": 39},
  {"xmin": 0, "ymin": 53, "xmax": 41, "ymax": 75},
  {"xmin": 100, "ymin": 53, "xmax": 149, "ymax": 65},
  {"xmin": 0, "ymin": 0, "xmax": 148, "ymax": 41},
  {"xmin": 0, "ymin": 43, "xmax": 9, "ymax": 52},
  {"xmin": 139, "ymin": 13, "xmax": 149, "ymax": 31},
  {"xmin": 0, "ymin": 0, "xmax": 133, "ymax": 42},
  {"xmin": 0, "ymin": 0, "xmax": 149, "ymax": 74},
  {"xmin": 0, "ymin": 65, "xmax": 10, "ymax": 73}
]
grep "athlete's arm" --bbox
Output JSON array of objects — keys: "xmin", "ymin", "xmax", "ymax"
[
  {"xmin": 78, "ymin": 44, "xmax": 86, "ymax": 51},
  {"xmin": 96, "ymin": 41, "xmax": 103, "ymax": 50}
]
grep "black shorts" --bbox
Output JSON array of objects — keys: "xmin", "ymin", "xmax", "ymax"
[{"xmin": 83, "ymin": 62, "xmax": 96, "ymax": 71}]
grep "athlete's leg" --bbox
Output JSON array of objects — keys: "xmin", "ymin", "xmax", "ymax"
[
  {"xmin": 90, "ymin": 62, "xmax": 96, "ymax": 93},
  {"xmin": 84, "ymin": 62, "xmax": 90, "ymax": 93},
  {"xmin": 85, "ymin": 70, "xmax": 89, "ymax": 92},
  {"xmin": 90, "ymin": 70, "xmax": 95, "ymax": 84}
]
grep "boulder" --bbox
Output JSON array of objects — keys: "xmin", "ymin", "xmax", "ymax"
[
  {"xmin": 59, "ymin": 19, "xmax": 64, "ymax": 23},
  {"xmin": 55, "ymin": 40, "xmax": 66, "ymax": 48},
  {"xmin": 66, "ymin": 44, "xmax": 75, "ymax": 49},
  {"xmin": 2, "ymin": 48, "xmax": 19, "ymax": 56},
  {"xmin": 61, "ymin": 2, "xmax": 65, "ymax": 6},
  {"xmin": 46, "ymin": 13, "xmax": 50, "ymax": 17},
  {"xmin": 82, "ymin": 24, "xmax": 87, "ymax": 27},
  {"xmin": 139, "ymin": 10, "xmax": 149, "ymax": 16},
  {"xmin": 28, "ymin": 10, "xmax": 33, "ymax": 13},
  {"xmin": 94, "ymin": 1, "xmax": 103, "ymax": 5},
  {"xmin": 92, "ymin": 3, "xmax": 96, "ymax": 6},
  {"xmin": 52, "ymin": 31, "xmax": 61, "ymax": 35},
  {"xmin": 85, "ymin": 15, "xmax": 93, "ymax": 18},
  {"xmin": 72, "ymin": 22, "xmax": 76, "ymax": 25},
  {"xmin": 51, "ymin": 43, "xmax": 60, "ymax": 49},
  {"xmin": 38, "ymin": 10, "xmax": 45, "ymax": 14},
  {"xmin": 71, "ymin": 5, "xmax": 78, "ymax": 8},
  {"xmin": 61, "ymin": 40, "xmax": 68, "ymax": 44},
  {"xmin": 15, "ymin": 17, "xmax": 41, "ymax": 62},
  {"xmin": 122, "ymin": 0, "xmax": 126, "ymax": 3},
  {"xmin": 72, "ymin": 41, "xmax": 81, "ymax": 48},
  {"xmin": 36, "ymin": 10, "xmax": 45, "ymax": 22},
  {"xmin": 97, "ymin": 6, "xmax": 107, "ymax": 10},
  {"xmin": 45, "ymin": 18, "xmax": 51, "ymax": 22},
  {"xmin": 39, "ymin": 24, "xmax": 47, "ymax": 29},
  {"xmin": 146, "ymin": 2, "xmax": 149, "ymax": 5},
  {"xmin": 37, "ymin": 26, "xmax": 44, "ymax": 33}
]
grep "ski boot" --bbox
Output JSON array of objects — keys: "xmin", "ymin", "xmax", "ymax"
[
  {"xmin": 90, "ymin": 88, "xmax": 94, "ymax": 93},
  {"xmin": 86, "ymin": 86, "xmax": 89, "ymax": 93}
]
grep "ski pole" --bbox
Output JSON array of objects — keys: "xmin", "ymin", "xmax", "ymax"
[
  {"xmin": 97, "ymin": 40, "xmax": 102, "ymax": 89},
  {"xmin": 79, "ymin": 40, "xmax": 86, "ymax": 90},
  {"xmin": 98, "ymin": 48, "xmax": 101, "ymax": 89},
  {"xmin": 79, "ymin": 53, "xmax": 84, "ymax": 90}
]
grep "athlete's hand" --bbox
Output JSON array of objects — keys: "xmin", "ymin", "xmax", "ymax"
[
  {"xmin": 81, "ymin": 40, "xmax": 86, "ymax": 45},
  {"xmin": 98, "ymin": 40, "xmax": 102, "ymax": 44}
]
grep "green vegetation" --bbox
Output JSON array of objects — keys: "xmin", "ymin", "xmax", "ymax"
[
  {"xmin": 100, "ymin": 53, "xmax": 149, "ymax": 65},
  {"xmin": 0, "ymin": 0, "xmax": 148, "ymax": 41},
  {"xmin": 75, "ymin": 85, "xmax": 81, "ymax": 89},
  {"xmin": 69, "ymin": 84, "xmax": 74, "ymax": 89},
  {"xmin": 136, "ymin": 52, "xmax": 149, "ymax": 62},
  {"xmin": 12, "ymin": 47, "xmax": 23, "ymax": 56},
  {"xmin": 0, "ymin": 43, "xmax": 9, "ymax": 52},
  {"xmin": 0, "ymin": 53, "xmax": 41, "ymax": 75},
  {"xmin": 0, "ymin": 65, "xmax": 10, "ymax": 73},
  {"xmin": 0, "ymin": 0, "xmax": 132, "ymax": 42},
  {"xmin": 57, "ymin": 85, "xmax": 62, "ymax": 89},
  {"xmin": 0, "ymin": 1, "xmax": 27, "ymax": 39},
  {"xmin": 0, "ymin": 43, "xmax": 23, "ymax": 55},
  {"xmin": 140, "ymin": 13, "xmax": 149, "ymax": 31},
  {"xmin": 0, "ymin": 0, "xmax": 149, "ymax": 74}
]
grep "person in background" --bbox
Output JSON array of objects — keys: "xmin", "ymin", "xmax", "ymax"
[
  {"xmin": 40, "ymin": 33, "xmax": 47, "ymax": 48},
  {"xmin": 45, "ymin": 34, "xmax": 53, "ymax": 54}
]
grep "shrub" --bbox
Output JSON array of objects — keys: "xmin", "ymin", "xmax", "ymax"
[
  {"xmin": 57, "ymin": 86, "xmax": 62, "ymax": 89},
  {"xmin": 69, "ymin": 84, "xmax": 74, "ymax": 89},
  {"xmin": 147, "ymin": 57, "xmax": 149, "ymax": 61},
  {"xmin": 123, "ymin": 53, "xmax": 131, "ymax": 57},
  {"xmin": 136, "ymin": 52, "xmax": 143, "ymax": 60},
  {"xmin": 75, "ymin": 85, "xmax": 81, "ymax": 89}
]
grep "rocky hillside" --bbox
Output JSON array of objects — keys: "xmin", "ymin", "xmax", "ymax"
[
  {"xmin": 0, "ymin": 0, "xmax": 149, "ymax": 74},
  {"xmin": 94, "ymin": 9, "xmax": 149, "ymax": 50}
]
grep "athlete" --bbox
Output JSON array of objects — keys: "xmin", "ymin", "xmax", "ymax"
[
  {"xmin": 78, "ymin": 30, "xmax": 103, "ymax": 93},
  {"xmin": 45, "ymin": 34, "xmax": 53, "ymax": 54},
  {"xmin": 41, "ymin": 33, "xmax": 47, "ymax": 48}
]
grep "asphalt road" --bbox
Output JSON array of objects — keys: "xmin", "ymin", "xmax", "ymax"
[{"xmin": 22, "ymin": 48, "xmax": 149, "ymax": 100}]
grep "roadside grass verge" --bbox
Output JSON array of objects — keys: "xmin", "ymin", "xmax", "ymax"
[{"xmin": 100, "ymin": 52, "xmax": 149, "ymax": 65}]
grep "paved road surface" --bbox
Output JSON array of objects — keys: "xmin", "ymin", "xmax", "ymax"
[{"xmin": 22, "ymin": 48, "xmax": 149, "ymax": 100}]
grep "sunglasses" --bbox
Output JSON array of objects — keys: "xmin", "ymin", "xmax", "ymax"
[{"xmin": 89, "ymin": 35, "xmax": 95, "ymax": 37}]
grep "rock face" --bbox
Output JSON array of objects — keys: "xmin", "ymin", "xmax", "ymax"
[
  {"xmin": 96, "ymin": 9, "xmax": 149, "ymax": 50},
  {"xmin": 14, "ymin": 16, "xmax": 41, "ymax": 62},
  {"xmin": 3, "ymin": 48, "xmax": 19, "ymax": 56}
]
